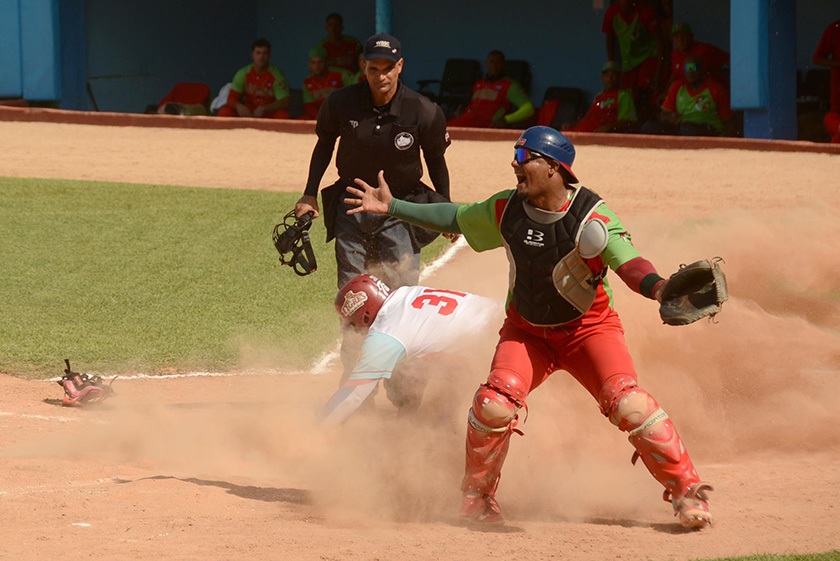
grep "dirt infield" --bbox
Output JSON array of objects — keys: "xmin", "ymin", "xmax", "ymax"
[{"xmin": 1, "ymin": 121, "xmax": 839, "ymax": 561}]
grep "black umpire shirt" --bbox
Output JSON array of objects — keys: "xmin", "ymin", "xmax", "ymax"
[{"xmin": 303, "ymin": 80, "xmax": 451, "ymax": 200}]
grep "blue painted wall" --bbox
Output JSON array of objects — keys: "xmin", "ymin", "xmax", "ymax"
[
  {"xmin": 0, "ymin": 0, "xmax": 23, "ymax": 98},
  {"xmin": 732, "ymin": 0, "xmax": 769, "ymax": 109},
  {"xmin": 0, "ymin": 0, "xmax": 63, "ymax": 101},
  {"xmin": 255, "ymin": 1, "xmax": 375, "ymax": 95},
  {"xmin": 391, "ymin": 0, "xmax": 606, "ymax": 106},
  {"xmin": 20, "ymin": 0, "xmax": 62, "ymax": 101},
  {"xmin": 84, "ymin": 0, "xmax": 259, "ymax": 112},
  {"xmin": 60, "ymin": 0, "xmax": 86, "ymax": 109}
]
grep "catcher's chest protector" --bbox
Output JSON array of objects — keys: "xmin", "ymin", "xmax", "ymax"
[{"xmin": 499, "ymin": 187, "xmax": 603, "ymax": 326}]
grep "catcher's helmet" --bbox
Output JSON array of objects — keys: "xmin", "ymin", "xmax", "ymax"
[
  {"xmin": 515, "ymin": 126, "xmax": 578, "ymax": 182},
  {"xmin": 335, "ymin": 274, "xmax": 391, "ymax": 328}
]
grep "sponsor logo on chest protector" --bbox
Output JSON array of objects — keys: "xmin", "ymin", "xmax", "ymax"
[
  {"xmin": 524, "ymin": 228, "xmax": 545, "ymax": 247},
  {"xmin": 395, "ymin": 132, "xmax": 415, "ymax": 150}
]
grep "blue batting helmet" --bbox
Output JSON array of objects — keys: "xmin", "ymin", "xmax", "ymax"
[{"xmin": 515, "ymin": 126, "xmax": 578, "ymax": 182}]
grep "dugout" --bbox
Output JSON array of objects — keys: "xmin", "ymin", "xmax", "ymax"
[{"xmin": 0, "ymin": 0, "xmax": 838, "ymax": 141}]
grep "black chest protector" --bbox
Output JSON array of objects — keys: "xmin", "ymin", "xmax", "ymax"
[{"xmin": 499, "ymin": 187, "xmax": 604, "ymax": 326}]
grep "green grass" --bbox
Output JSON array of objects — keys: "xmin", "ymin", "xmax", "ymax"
[
  {"xmin": 687, "ymin": 553, "xmax": 840, "ymax": 561},
  {"xmin": 0, "ymin": 177, "xmax": 448, "ymax": 378}
]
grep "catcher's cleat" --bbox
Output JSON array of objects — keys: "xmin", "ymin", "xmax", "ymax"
[
  {"xmin": 669, "ymin": 482, "xmax": 714, "ymax": 529},
  {"xmin": 460, "ymin": 492, "xmax": 505, "ymax": 525}
]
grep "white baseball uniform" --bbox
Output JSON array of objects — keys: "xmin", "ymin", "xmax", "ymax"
[{"xmin": 320, "ymin": 286, "xmax": 502, "ymax": 424}]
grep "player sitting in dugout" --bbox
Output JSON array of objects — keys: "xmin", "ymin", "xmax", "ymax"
[
  {"xmin": 300, "ymin": 47, "xmax": 355, "ymax": 120},
  {"xmin": 319, "ymin": 275, "xmax": 503, "ymax": 425},
  {"xmin": 669, "ymin": 23, "xmax": 729, "ymax": 88},
  {"xmin": 562, "ymin": 61, "xmax": 638, "ymax": 133},
  {"xmin": 218, "ymin": 38, "xmax": 291, "ymax": 119},
  {"xmin": 642, "ymin": 55, "xmax": 736, "ymax": 137},
  {"xmin": 314, "ymin": 12, "xmax": 363, "ymax": 74},
  {"xmin": 448, "ymin": 50, "xmax": 535, "ymax": 129}
]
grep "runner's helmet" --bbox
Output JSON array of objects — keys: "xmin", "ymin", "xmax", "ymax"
[
  {"xmin": 515, "ymin": 126, "xmax": 578, "ymax": 182},
  {"xmin": 335, "ymin": 274, "xmax": 391, "ymax": 328}
]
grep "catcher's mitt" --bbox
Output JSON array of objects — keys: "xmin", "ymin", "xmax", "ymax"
[{"xmin": 659, "ymin": 258, "xmax": 728, "ymax": 326}]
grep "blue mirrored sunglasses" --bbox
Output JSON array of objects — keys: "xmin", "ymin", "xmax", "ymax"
[
  {"xmin": 685, "ymin": 62, "xmax": 698, "ymax": 72},
  {"xmin": 514, "ymin": 147, "xmax": 544, "ymax": 164}
]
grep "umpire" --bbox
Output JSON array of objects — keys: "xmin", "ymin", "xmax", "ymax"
[{"xmin": 294, "ymin": 32, "xmax": 452, "ymax": 290}]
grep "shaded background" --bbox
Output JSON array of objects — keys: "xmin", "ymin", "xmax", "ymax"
[{"xmin": 1, "ymin": 0, "xmax": 838, "ymax": 123}]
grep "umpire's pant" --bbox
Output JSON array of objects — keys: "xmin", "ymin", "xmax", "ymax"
[{"xmin": 333, "ymin": 196, "xmax": 421, "ymax": 291}]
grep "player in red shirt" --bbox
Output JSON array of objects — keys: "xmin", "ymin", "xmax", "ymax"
[
  {"xmin": 447, "ymin": 51, "xmax": 534, "ymax": 129},
  {"xmin": 301, "ymin": 47, "xmax": 353, "ymax": 120},
  {"xmin": 218, "ymin": 38, "xmax": 290, "ymax": 119},
  {"xmin": 315, "ymin": 13, "xmax": 362, "ymax": 73},
  {"xmin": 565, "ymin": 61, "xmax": 638, "ymax": 133},
  {"xmin": 602, "ymin": 0, "xmax": 666, "ymax": 112},
  {"xmin": 642, "ymin": 55, "xmax": 735, "ymax": 136},
  {"xmin": 813, "ymin": 20, "xmax": 840, "ymax": 143},
  {"xmin": 669, "ymin": 23, "xmax": 729, "ymax": 86}
]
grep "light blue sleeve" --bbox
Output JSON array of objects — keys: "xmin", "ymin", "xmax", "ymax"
[
  {"xmin": 318, "ymin": 380, "xmax": 379, "ymax": 425},
  {"xmin": 348, "ymin": 332, "xmax": 407, "ymax": 381}
]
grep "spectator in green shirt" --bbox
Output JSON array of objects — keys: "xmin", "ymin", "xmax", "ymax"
[{"xmin": 642, "ymin": 55, "xmax": 736, "ymax": 136}]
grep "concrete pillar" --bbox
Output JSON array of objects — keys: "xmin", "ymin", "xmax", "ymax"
[
  {"xmin": 731, "ymin": 0, "xmax": 797, "ymax": 139},
  {"xmin": 375, "ymin": 0, "xmax": 392, "ymax": 34}
]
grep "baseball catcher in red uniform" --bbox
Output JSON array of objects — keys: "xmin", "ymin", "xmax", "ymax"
[{"xmin": 345, "ymin": 126, "xmax": 727, "ymax": 529}]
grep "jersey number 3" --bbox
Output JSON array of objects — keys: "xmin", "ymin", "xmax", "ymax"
[{"xmin": 410, "ymin": 289, "xmax": 466, "ymax": 316}]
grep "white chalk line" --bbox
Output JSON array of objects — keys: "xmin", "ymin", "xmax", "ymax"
[
  {"xmin": 0, "ymin": 410, "xmax": 83, "ymax": 423},
  {"xmin": 419, "ymin": 235, "xmax": 468, "ymax": 280},
  {"xmin": 0, "ymin": 476, "xmax": 135, "ymax": 497}
]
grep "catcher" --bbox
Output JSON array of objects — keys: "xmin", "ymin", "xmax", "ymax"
[{"xmin": 345, "ymin": 126, "xmax": 727, "ymax": 529}]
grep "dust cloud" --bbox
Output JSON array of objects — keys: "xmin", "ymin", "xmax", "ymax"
[
  {"xmin": 2, "ymin": 121, "xmax": 838, "ymax": 531},
  {"xmin": 6, "ymin": 202, "xmax": 838, "ymax": 526}
]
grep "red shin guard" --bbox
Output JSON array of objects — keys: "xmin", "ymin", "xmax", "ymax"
[
  {"xmin": 628, "ymin": 413, "xmax": 700, "ymax": 498},
  {"xmin": 461, "ymin": 412, "xmax": 514, "ymax": 496},
  {"xmin": 461, "ymin": 372, "xmax": 527, "ymax": 496},
  {"xmin": 599, "ymin": 374, "xmax": 701, "ymax": 499}
]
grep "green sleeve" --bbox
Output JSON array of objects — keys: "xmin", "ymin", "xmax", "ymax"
[
  {"xmin": 455, "ymin": 190, "xmax": 513, "ymax": 252},
  {"xmin": 270, "ymin": 67, "xmax": 289, "ymax": 100},
  {"xmin": 596, "ymin": 203, "xmax": 643, "ymax": 271},
  {"xmin": 617, "ymin": 90, "xmax": 638, "ymax": 122},
  {"xmin": 504, "ymin": 81, "xmax": 535, "ymax": 124},
  {"xmin": 388, "ymin": 199, "xmax": 462, "ymax": 233},
  {"xmin": 340, "ymin": 68, "xmax": 356, "ymax": 86},
  {"xmin": 301, "ymin": 80, "xmax": 314, "ymax": 104},
  {"xmin": 231, "ymin": 66, "xmax": 248, "ymax": 93}
]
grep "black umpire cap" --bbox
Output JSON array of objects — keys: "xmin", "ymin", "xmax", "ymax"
[{"xmin": 364, "ymin": 33, "xmax": 401, "ymax": 61}]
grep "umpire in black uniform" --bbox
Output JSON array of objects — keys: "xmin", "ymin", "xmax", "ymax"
[{"xmin": 294, "ymin": 32, "xmax": 452, "ymax": 291}]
